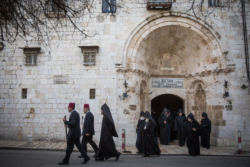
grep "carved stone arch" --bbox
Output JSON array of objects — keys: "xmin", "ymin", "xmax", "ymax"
[
  {"xmin": 190, "ymin": 79, "xmax": 207, "ymax": 90},
  {"xmin": 120, "ymin": 13, "xmax": 232, "ymax": 71},
  {"xmin": 190, "ymin": 80, "xmax": 207, "ymax": 120}
]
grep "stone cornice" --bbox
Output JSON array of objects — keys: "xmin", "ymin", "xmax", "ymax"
[{"xmin": 116, "ymin": 68, "xmax": 235, "ymax": 78}]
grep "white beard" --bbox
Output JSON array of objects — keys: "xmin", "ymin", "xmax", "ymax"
[{"xmin": 140, "ymin": 117, "xmax": 145, "ymax": 120}]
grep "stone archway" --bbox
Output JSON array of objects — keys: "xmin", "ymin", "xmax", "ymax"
[{"xmin": 122, "ymin": 13, "xmax": 229, "ymax": 72}]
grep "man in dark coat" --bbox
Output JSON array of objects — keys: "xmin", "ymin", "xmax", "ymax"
[
  {"xmin": 94, "ymin": 103, "xmax": 121, "ymax": 161},
  {"xmin": 174, "ymin": 109, "xmax": 187, "ymax": 146},
  {"xmin": 158, "ymin": 108, "xmax": 173, "ymax": 145},
  {"xmin": 59, "ymin": 103, "xmax": 90, "ymax": 165},
  {"xmin": 142, "ymin": 111, "xmax": 161, "ymax": 157},
  {"xmin": 136, "ymin": 111, "xmax": 145, "ymax": 154},
  {"xmin": 78, "ymin": 104, "xmax": 98, "ymax": 158},
  {"xmin": 186, "ymin": 113, "xmax": 201, "ymax": 156},
  {"xmin": 200, "ymin": 112, "xmax": 211, "ymax": 149},
  {"xmin": 151, "ymin": 110, "xmax": 159, "ymax": 136}
]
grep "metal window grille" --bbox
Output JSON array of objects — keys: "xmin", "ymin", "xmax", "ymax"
[
  {"xmin": 102, "ymin": 0, "xmax": 116, "ymax": 13},
  {"xmin": 84, "ymin": 52, "xmax": 96, "ymax": 66},
  {"xmin": 25, "ymin": 53, "xmax": 37, "ymax": 66},
  {"xmin": 48, "ymin": 0, "xmax": 64, "ymax": 13},
  {"xmin": 147, "ymin": 0, "xmax": 172, "ymax": 10},
  {"xmin": 90, "ymin": 89, "xmax": 95, "ymax": 99},
  {"xmin": 208, "ymin": 0, "xmax": 221, "ymax": 7},
  {"xmin": 22, "ymin": 88, "xmax": 27, "ymax": 99}
]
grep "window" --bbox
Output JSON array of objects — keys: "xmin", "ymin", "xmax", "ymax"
[
  {"xmin": 102, "ymin": 0, "xmax": 116, "ymax": 13},
  {"xmin": 22, "ymin": 89, "xmax": 27, "ymax": 99},
  {"xmin": 208, "ymin": 0, "xmax": 221, "ymax": 7},
  {"xmin": 48, "ymin": 0, "xmax": 64, "ymax": 13},
  {"xmin": 84, "ymin": 52, "xmax": 96, "ymax": 66},
  {"xmin": 0, "ymin": 3, "xmax": 13, "ymax": 19},
  {"xmin": 25, "ymin": 53, "xmax": 37, "ymax": 66},
  {"xmin": 20, "ymin": 47, "xmax": 40, "ymax": 66},
  {"xmin": 90, "ymin": 89, "xmax": 95, "ymax": 99}
]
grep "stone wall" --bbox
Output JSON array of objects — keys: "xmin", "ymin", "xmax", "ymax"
[{"xmin": 0, "ymin": 0, "xmax": 250, "ymax": 147}]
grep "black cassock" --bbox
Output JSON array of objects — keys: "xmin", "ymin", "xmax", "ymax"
[
  {"xmin": 186, "ymin": 113, "xmax": 201, "ymax": 156},
  {"xmin": 158, "ymin": 108, "xmax": 172, "ymax": 145},
  {"xmin": 200, "ymin": 112, "xmax": 211, "ymax": 149},
  {"xmin": 94, "ymin": 104, "xmax": 121, "ymax": 160},
  {"xmin": 174, "ymin": 109, "xmax": 187, "ymax": 146},
  {"xmin": 142, "ymin": 112, "xmax": 160, "ymax": 156},
  {"xmin": 136, "ymin": 111, "xmax": 145, "ymax": 153}
]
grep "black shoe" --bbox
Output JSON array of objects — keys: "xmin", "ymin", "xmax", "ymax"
[
  {"xmin": 142, "ymin": 154, "xmax": 149, "ymax": 157},
  {"xmin": 115, "ymin": 153, "xmax": 121, "ymax": 161},
  {"xmin": 82, "ymin": 157, "xmax": 90, "ymax": 164},
  {"xmin": 58, "ymin": 162, "xmax": 68, "ymax": 165},
  {"xmin": 158, "ymin": 151, "xmax": 161, "ymax": 157},
  {"xmin": 136, "ymin": 152, "xmax": 142, "ymax": 154},
  {"xmin": 78, "ymin": 156, "xmax": 83, "ymax": 158},
  {"xmin": 95, "ymin": 158, "xmax": 104, "ymax": 161}
]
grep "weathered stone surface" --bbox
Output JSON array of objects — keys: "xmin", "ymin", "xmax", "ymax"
[{"xmin": 0, "ymin": 2, "xmax": 249, "ymax": 148}]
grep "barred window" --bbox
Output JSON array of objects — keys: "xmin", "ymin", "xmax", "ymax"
[
  {"xmin": 102, "ymin": 0, "xmax": 116, "ymax": 13},
  {"xmin": 90, "ymin": 89, "xmax": 95, "ymax": 99},
  {"xmin": 84, "ymin": 52, "xmax": 96, "ymax": 66},
  {"xmin": 48, "ymin": 0, "xmax": 65, "ymax": 13},
  {"xmin": 208, "ymin": 0, "xmax": 221, "ymax": 7},
  {"xmin": 22, "ymin": 89, "xmax": 27, "ymax": 99},
  {"xmin": 25, "ymin": 53, "xmax": 37, "ymax": 66}
]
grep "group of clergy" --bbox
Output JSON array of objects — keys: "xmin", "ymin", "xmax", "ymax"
[
  {"xmin": 136, "ymin": 109, "xmax": 212, "ymax": 157},
  {"xmin": 59, "ymin": 102, "xmax": 121, "ymax": 165}
]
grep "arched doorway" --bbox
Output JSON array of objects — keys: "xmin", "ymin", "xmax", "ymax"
[{"xmin": 151, "ymin": 94, "xmax": 184, "ymax": 139}]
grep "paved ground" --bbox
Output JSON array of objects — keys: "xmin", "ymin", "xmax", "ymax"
[
  {"xmin": 0, "ymin": 140, "xmax": 250, "ymax": 156},
  {"xmin": 0, "ymin": 150, "xmax": 250, "ymax": 167}
]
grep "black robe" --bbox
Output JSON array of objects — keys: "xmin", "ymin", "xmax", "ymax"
[
  {"xmin": 169, "ymin": 113, "xmax": 175, "ymax": 142},
  {"xmin": 174, "ymin": 115, "xmax": 187, "ymax": 146},
  {"xmin": 186, "ymin": 119, "xmax": 201, "ymax": 156},
  {"xmin": 200, "ymin": 117, "xmax": 211, "ymax": 149},
  {"xmin": 94, "ymin": 104, "xmax": 120, "ymax": 160},
  {"xmin": 136, "ymin": 118, "xmax": 145, "ymax": 152},
  {"xmin": 158, "ymin": 110, "xmax": 173, "ymax": 145},
  {"xmin": 142, "ymin": 120, "xmax": 160, "ymax": 156}
]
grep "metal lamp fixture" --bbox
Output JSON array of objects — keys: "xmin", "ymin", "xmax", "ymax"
[
  {"xmin": 0, "ymin": 42, "xmax": 4, "ymax": 50},
  {"xmin": 223, "ymin": 80, "xmax": 229, "ymax": 97}
]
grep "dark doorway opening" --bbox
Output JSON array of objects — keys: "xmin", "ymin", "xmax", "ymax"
[{"xmin": 151, "ymin": 94, "xmax": 184, "ymax": 139}]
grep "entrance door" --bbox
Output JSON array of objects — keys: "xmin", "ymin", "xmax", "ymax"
[{"xmin": 151, "ymin": 94, "xmax": 184, "ymax": 139}]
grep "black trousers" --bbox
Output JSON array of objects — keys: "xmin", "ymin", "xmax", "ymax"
[
  {"xmin": 63, "ymin": 137, "xmax": 89, "ymax": 163},
  {"xmin": 81, "ymin": 135, "xmax": 98, "ymax": 152}
]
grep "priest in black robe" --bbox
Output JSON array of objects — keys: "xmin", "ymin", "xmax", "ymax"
[
  {"xmin": 158, "ymin": 108, "xmax": 173, "ymax": 145},
  {"xmin": 94, "ymin": 103, "xmax": 121, "ymax": 161},
  {"xmin": 200, "ymin": 112, "xmax": 211, "ymax": 149},
  {"xmin": 142, "ymin": 111, "xmax": 161, "ymax": 157},
  {"xmin": 136, "ymin": 111, "xmax": 145, "ymax": 154},
  {"xmin": 174, "ymin": 109, "xmax": 187, "ymax": 146},
  {"xmin": 186, "ymin": 113, "xmax": 201, "ymax": 156}
]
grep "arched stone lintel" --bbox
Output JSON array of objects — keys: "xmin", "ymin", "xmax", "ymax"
[
  {"xmin": 190, "ymin": 79, "xmax": 207, "ymax": 90},
  {"xmin": 149, "ymin": 89, "xmax": 187, "ymax": 101},
  {"xmin": 128, "ymin": 21, "xmax": 223, "ymax": 64},
  {"xmin": 121, "ymin": 13, "xmax": 230, "ymax": 68}
]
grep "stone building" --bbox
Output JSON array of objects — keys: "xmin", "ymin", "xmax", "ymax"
[{"xmin": 0, "ymin": 0, "xmax": 250, "ymax": 147}]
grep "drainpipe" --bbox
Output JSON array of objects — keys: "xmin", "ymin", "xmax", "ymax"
[{"xmin": 241, "ymin": 0, "xmax": 250, "ymax": 86}]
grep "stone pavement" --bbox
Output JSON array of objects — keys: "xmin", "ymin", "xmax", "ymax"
[{"xmin": 0, "ymin": 140, "xmax": 249, "ymax": 157}]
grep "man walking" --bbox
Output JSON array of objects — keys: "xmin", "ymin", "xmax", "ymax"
[
  {"xmin": 78, "ymin": 104, "xmax": 98, "ymax": 158},
  {"xmin": 200, "ymin": 112, "xmax": 211, "ymax": 149},
  {"xmin": 94, "ymin": 103, "xmax": 121, "ymax": 161},
  {"xmin": 59, "ymin": 103, "xmax": 90, "ymax": 165}
]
